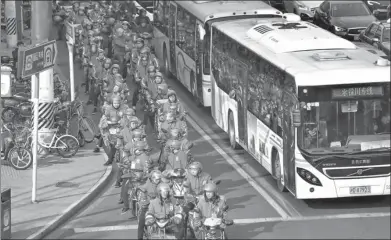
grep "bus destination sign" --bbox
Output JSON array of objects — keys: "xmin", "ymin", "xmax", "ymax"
[{"xmin": 332, "ymin": 86, "xmax": 384, "ymax": 99}]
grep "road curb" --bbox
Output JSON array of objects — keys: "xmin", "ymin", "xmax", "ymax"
[{"xmin": 26, "ymin": 154, "xmax": 114, "ymax": 240}]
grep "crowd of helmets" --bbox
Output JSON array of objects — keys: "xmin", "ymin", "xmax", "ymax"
[{"xmin": 53, "ymin": 1, "xmax": 233, "ymax": 238}]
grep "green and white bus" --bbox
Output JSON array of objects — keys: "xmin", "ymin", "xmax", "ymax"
[{"xmin": 210, "ymin": 17, "xmax": 391, "ymax": 199}]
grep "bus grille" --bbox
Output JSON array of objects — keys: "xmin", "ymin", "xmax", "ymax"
[{"xmin": 324, "ymin": 165, "xmax": 390, "ymax": 179}]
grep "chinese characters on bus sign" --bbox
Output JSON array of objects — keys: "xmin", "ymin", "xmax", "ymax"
[
  {"xmin": 17, "ymin": 40, "xmax": 57, "ymax": 79},
  {"xmin": 331, "ymin": 86, "xmax": 384, "ymax": 99}
]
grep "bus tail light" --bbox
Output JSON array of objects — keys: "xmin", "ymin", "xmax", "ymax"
[{"xmin": 297, "ymin": 167, "xmax": 322, "ymax": 186}]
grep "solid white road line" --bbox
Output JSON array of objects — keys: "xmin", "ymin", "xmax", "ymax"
[
  {"xmin": 186, "ymin": 117, "xmax": 291, "ymax": 219},
  {"xmin": 233, "ymin": 212, "xmax": 391, "ymax": 224},
  {"xmin": 73, "ymin": 212, "xmax": 391, "ymax": 233}
]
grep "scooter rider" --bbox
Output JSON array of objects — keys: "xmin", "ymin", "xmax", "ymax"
[
  {"xmin": 160, "ymin": 139, "xmax": 193, "ymax": 171},
  {"xmin": 112, "ymin": 28, "xmax": 127, "ymax": 75},
  {"xmin": 99, "ymin": 95, "xmax": 128, "ymax": 166},
  {"xmin": 120, "ymin": 140, "xmax": 153, "ymax": 216},
  {"xmin": 161, "ymin": 90, "xmax": 185, "ymax": 117},
  {"xmin": 192, "ymin": 183, "xmax": 233, "ymax": 236},
  {"xmin": 144, "ymin": 183, "xmax": 185, "ymax": 240},
  {"xmin": 159, "ymin": 111, "xmax": 188, "ymax": 140},
  {"xmin": 137, "ymin": 170, "xmax": 163, "ymax": 240},
  {"xmin": 184, "ymin": 162, "xmax": 212, "ymax": 196},
  {"xmin": 116, "ymin": 115, "xmax": 142, "ymax": 159},
  {"xmin": 89, "ymin": 48, "xmax": 106, "ymax": 114}
]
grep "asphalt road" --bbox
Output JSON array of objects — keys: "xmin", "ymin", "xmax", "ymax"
[{"xmin": 46, "ymin": 40, "xmax": 390, "ymax": 239}]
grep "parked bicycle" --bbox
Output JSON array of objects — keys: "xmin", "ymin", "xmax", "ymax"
[
  {"xmin": 29, "ymin": 120, "xmax": 80, "ymax": 158},
  {"xmin": 1, "ymin": 123, "xmax": 33, "ymax": 170},
  {"xmin": 56, "ymin": 98, "xmax": 98, "ymax": 147}
]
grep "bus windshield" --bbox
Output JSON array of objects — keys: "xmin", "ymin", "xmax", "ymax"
[{"xmin": 297, "ymin": 84, "xmax": 390, "ymax": 153}]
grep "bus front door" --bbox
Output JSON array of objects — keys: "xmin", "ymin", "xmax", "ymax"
[
  {"xmin": 168, "ymin": 3, "xmax": 177, "ymax": 77},
  {"xmin": 236, "ymin": 62, "xmax": 248, "ymax": 145}
]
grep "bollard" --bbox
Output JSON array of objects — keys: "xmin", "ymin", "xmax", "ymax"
[{"xmin": 1, "ymin": 188, "xmax": 12, "ymax": 239}]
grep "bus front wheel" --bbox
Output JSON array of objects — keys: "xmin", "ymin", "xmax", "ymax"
[{"xmin": 272, "ymin": 151, "xmax": 287, "ymax": 192}]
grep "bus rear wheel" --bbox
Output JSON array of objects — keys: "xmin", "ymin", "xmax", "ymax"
[{"xmin": 273, "ymin": 151, "xmax": 287, "ymax": 192}]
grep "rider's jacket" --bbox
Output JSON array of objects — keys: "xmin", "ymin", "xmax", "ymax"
[
  {"xmin": 161, "ymin": 100, "xmax": 185, "ymax": 115},
  {"xmin": 90, "ymin": 56, "xmax": 105, "ymax": 79},
  {"xmin": 102, "ymin": 104, "xmax": 128, "ymax": 125},
  {"xmin": 125, "ymin": 152, "xmax": 151, "ymax": 173},
  {"xmin": 184, "ymin": 172, "xmax": 212, "ymax": 196},
  {"xmin": 146, "ymin": 197, "xmax": 176, "ymax": 219},
  {"xmin": 195, "ymin": 195, "xmax": 228, "ymax": 220},
  {"xmin": 149, "ymin": 54, "xmax": 159, "ymax": 69},
  {"xmin": 139, "ymin": 179, "xmax": 160, "ymax": 202},
  {"xmin": 163, "ymin": 150, "xmax": 190, "ymax": 171},
  {"xmin": 160, "ymin": 120, "xmax": 188, "ymax": 139},
  {"xmin": 117, "ymin": 126, "xmax": 135, "ymax": 149},
  {"xmin": 135, "ymin": 61, "xmax": 150, "ymax": 81},
  {"xmin": 113, "ymin": 34, "xmax": 126, "ymax": 56}
]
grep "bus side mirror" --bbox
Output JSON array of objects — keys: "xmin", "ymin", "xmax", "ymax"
[
  {"xmin": 292, "ymin": 109, "xmax": 301, "ymax": 127},
  {"xmin": 228, "ymin": 90, "xmax": 236, "ymax": 99}
]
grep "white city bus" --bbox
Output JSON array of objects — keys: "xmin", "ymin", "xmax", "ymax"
[
  {"xmin": 209, "ymin": 18, "xmax": 391, "ymax": 199},
  {"xmin": 150, "ymin": 0, "xmax": 284, "ymax": 107}
]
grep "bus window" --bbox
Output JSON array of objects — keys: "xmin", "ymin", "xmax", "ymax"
[{"xmin": 176, "ymin": 6, "xmax": 196, "ymax": 59}]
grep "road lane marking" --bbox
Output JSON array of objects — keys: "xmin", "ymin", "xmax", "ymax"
[
  {"xmin": 73, "ymin": 212, "xmax": 391, "ymax": 233},
  {"xmin": 233, "ymin": 212, "xmax": 391, "ymax": 224},
  {"xmin": 185, "ymin": 117, "xmax": 291, "ymax": 219}
]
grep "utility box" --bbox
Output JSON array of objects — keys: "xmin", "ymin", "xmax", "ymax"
[{"xmin": 1, "ymin": 188, "xmax": 11, "ymax": 239}]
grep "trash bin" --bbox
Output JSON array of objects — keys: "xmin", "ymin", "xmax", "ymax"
[{"xmin": 1, "ymin": 188, "xmax": 11, "ymax": 239}]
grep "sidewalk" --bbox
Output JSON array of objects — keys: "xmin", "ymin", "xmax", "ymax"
[{"xmin": 1, "ymin": 28, "xmax": 114, "ymax": 239}]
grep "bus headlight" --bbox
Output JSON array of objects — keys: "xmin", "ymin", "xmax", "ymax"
[{"xmin": 297, "ymin": 167, "xmax": 322, "ymax": 186}]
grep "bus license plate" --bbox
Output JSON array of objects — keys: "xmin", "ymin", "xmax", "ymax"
[{"xmin": 349, "ymin": 186, "xmax": 371, "ymax": 194}]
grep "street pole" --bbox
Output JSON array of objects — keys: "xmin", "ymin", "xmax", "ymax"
[
  {"xmin": 4, "ymin": 0, "xmax": 17, "ymax": 48},
  {"xmin": 30, "ymin": 0, "xmax": 54, "ymax": 203},
  {"xmin": 31, "ymin": 74, "xmax": 39, "ymax": 203},
  {"xmin": 0, "ymin": 6, "xmax": 3, "ymax": 238},
  {"xmin": 67, "ymin": 41, "xmax": 75, "ymax": 101}
]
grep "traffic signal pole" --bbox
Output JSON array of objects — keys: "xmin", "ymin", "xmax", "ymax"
[{"xmin": 30, "ymin": 0, "xmax": 54, "ymax": 203}]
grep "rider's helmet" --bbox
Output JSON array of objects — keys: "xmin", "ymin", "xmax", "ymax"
[
  {"xmin": 157, "ymin": 183, "xmax": 171, "ymax": 198},
  {"xmin": 154, "ymin": 72, "xmax": 163, "ymax": 84},
  {"xmin": 104, "ymin": 58, "xmax": 112, "ymax": 68},
  {"xmin": 114, "ymin": 73, "xmax": 124, "ymax": 83},
  {"xmin": 157, "ymin": 83, "xmax": 168, "ymax": 95},
  {"xmin": 134, "ymin": 140, "xmax": 147, "ymax": 156},
  {"xmin": 132, "ymin": 129, "xmax": 145, "ymax": 141},
  {"xmin": 107, "ymin": 17, "xmax": 115, "ymax": 25},
  {"xmin": 111, "ymin": 64, "xmax": 120, "ymax": 74},
  {"xmin": 166, "ymin": 112, "xmax": 177, "ymax": 123},
  {"xmin": 127, "ymin": 116, "xmax": 139, "ymax": 129},
  {"xmin": 125, "ymin": 108, "xmax": 135, "ymax": 117},
  {"xmin": 122, "ymin": 21, "xmax": 130, "ymax": 29},
  {"xmin": 203, "ymin": 182, "xmax": 218, "ymax": 199},
  {"xmin": 110, "ymin": 114, "xmax": 121, "ymax": 124},
  {"xmin": 140, "ymin": 47, "xmax": 151, "ymax": 55},
  {"xmin": 170, "ymin": 139, "xmax": 182, "ymax": 153},
  {"xmin": 78, "ymin": 8, "xmax": 85, "ymax": 16},
  {"xmin": 112, "ymin": 95, "xmax": 122, "ymax": 108},
  {"xmin": 188, "ymin": 161, "xmax": 203, "ymax": 177},
  {"xmin": 116, "ymin": 27, "xmax": 124, "ymax": 36},
  {"xmin": 167, "ymin": 89, "xmax": 177, "ymax": 102},
  {"xmin": 150, "ymin": 170, "xmax": 162, "ymax": 185}
]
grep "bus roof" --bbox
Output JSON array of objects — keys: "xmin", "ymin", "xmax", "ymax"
[
  {"xmin": 176, "ymin": 1, "xmax": 281, "ymax": 23},
  {"xmin": 212, "ymin": 18, "xmax": 390, "ymax": 87}
]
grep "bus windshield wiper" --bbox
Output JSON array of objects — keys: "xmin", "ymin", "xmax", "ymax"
[{"xmin": 347, "ymin": 147, "xmax": 391, "ymax": 155}]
